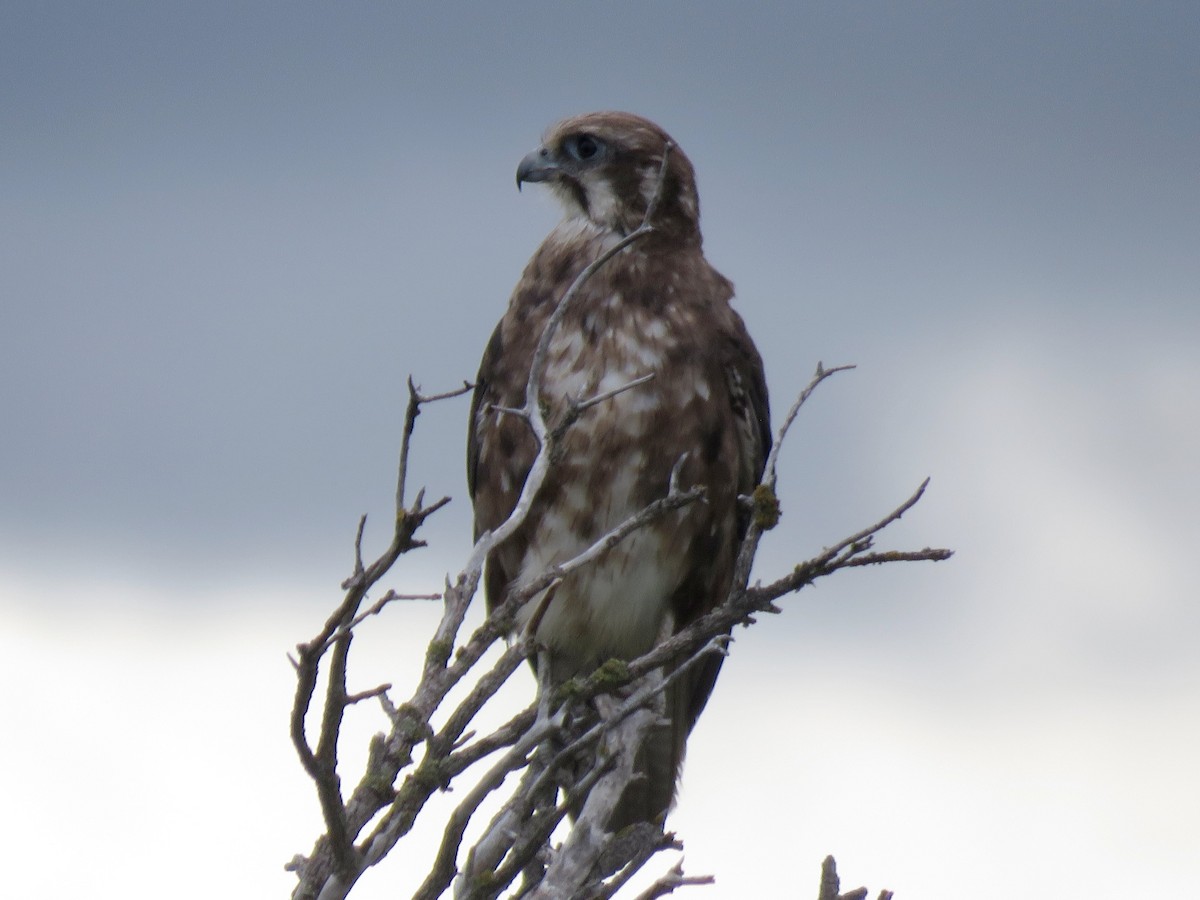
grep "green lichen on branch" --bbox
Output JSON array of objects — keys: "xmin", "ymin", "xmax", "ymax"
[
  {"xmin": 752, "ymin": 483, "xmax": 781, "ymax": 530},
  {"xmin": 410, "ymin": 756, "xmax": 454, "ymax": 792},
  {"xmin": 425, "ymin": 638, "xmax": 454, "ymax": 669},
  {"xmin": 552, "ymin": 675, "xmax": 586, "ymax": 706},
  {"xmin": 592, "ymin": 658, "xmax": 631, "ymax": 687},
  {"xmin": 551, "ymin": 658, "xmax": 634, "ymax": 707}
]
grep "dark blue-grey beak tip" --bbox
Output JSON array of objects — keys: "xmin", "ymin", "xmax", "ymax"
[{"xmin": 516, "ymin": 147, "xmax": 557, "ymax": 191}]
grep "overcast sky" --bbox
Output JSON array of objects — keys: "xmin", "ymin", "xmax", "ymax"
[{"xmin": 2, "ymin": 3, "xmax": 1198, "ymax": 898}]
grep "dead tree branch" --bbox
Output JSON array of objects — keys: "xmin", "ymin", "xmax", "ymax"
[{"xmin": 816, "ymin": 855, "xmax": 893, "ymax": 900}]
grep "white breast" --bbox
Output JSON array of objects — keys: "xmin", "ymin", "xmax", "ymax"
[
  {"xmin": 515, "ymin": 516, "xmax": 684, "ymax": 668},
  {"xmin": 513, "ymin": 299, "xmax": 700, "ymax": 669}
]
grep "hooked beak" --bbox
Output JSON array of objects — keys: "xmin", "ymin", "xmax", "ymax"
[{"xmin": 516, "ymin": 146, "xmax": 560, "ymax": 190}]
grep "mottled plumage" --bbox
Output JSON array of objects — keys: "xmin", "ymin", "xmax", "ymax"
[{"xmin": 468, "ymin": 112, "xmax": 770, "ymax": 828}]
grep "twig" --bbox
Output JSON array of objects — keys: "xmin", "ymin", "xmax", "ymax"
[
  {"xmin": 816, "ymin": 855, "xmax": 892, "ymax": 900},
  {"xmin": 762, "ymin": 362, "xmax": 856, "ymax": 487},
  {"xmin": 574, "ymin": 372, "xmax": 656, "ymax": 414},
  {"xmin": 398, "ymin": 378, "xmax": 474, "ymax": 510},
  {"xmin": 630, "ymin": 860, "xmax": 715, "ymax": 900},
  {"xmin": 746, "ymin": 478, "xmax": 950, "ymax": 605},
  {"xmin": 326, "ymin": 590, "xmax": 442, "ymax": 648},
  {"xmin": 345, "ymin": 683, "xmax": 392, "ymax": 706},
  {"xmin": 551, "ymin": 372, "xmax": 658, "ymax": 444}
]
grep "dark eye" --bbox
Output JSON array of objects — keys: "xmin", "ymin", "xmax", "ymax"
[{"xmin": 564, "ymin": 134, "xmax": 603, "ymax": 162}]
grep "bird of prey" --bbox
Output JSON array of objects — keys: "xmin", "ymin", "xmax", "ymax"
[{"xmin": 468, "ymin": 111, "xmax": 770, "ymax": 829}]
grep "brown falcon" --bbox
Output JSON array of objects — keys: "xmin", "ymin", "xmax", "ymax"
[{"xmin": 467, "ymin": 111, "xmax": 770, "ymax": 828}]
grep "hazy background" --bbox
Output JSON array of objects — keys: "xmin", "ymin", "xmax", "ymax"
[{"xmin": 2, "ymin": 2, "xmax": 1197, "ymax": 897}]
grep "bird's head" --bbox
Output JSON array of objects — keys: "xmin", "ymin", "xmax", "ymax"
[{"xmin": 516, "ymin": 111, "xmax": 701, "ymax": 242}]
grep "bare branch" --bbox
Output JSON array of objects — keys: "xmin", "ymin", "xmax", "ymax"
[
  {"xmin": 630, "ymin": 860, "xmax": 715, "ymax": 900},
  {"xmin": 574, "ymin": 372, "xmax": 656, "ymax": 414},
  {"xmin": 327, "ymin": 590, "xmax": 442, "ymax": 649},
  {"xmin": 762, "ymin": 361, "xmax": 856, "ymax": 488},
  {"xmin": 455, "ymin": 637, "xmax": 729, "ymax": 899},
  {"xmin": 415, "ymin": 381, "xmax": 476, "ymax": 404},
  {"xmin": 746, "ymin": 477, "xmax": 951, "ymax": 607},
  {"xmin": 398, "ymin": 378, "xmax": 472, "ymax": 511},
  {"xmin": 291, "ymin": 358, "xmax": 949, "ymax": 896},
  {"xmin": 816, "ymin": 855, "xmax": 893, "ymax": 900},
  {"xmin": 350, "ymin": 514, "xmax": 367, "ymax": 581},
  {"xmin": 288, "ymin": 381, "xmax": 475, "ymax": 896},
  {"xmin": 345, "ymin": 683, "xmax": 392, "ymax": 706}
]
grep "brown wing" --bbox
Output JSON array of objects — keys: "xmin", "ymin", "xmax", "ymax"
[
  {"xmin": 672, "ymin": 308, "xmax": 770, "ymax": 727},
  {"xmin": 467, "ymin": 321, "xmax": 509, "ymax": 617},
  {"xmin": 726, "ymin": 310, "xmax": 772, "ymax": 538},
  {"xmin": 466, "ymin": 320, "xmax": 502, "ymax": 524}
]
